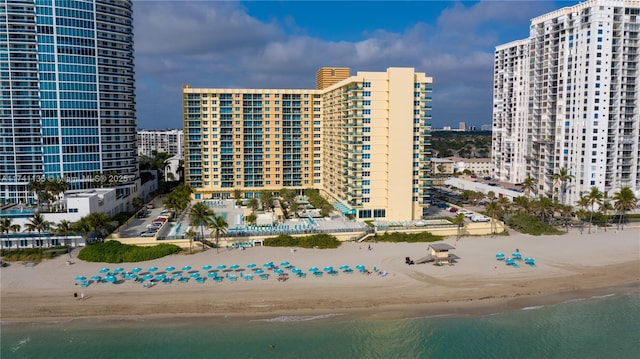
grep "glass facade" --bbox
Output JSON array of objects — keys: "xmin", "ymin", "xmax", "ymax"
[{"xmin": 1, "ymin": 0, "xmax": 137, "ymax": 204}]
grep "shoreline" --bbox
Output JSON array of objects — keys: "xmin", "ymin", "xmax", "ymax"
[
  {"xmin": 2, "ymin": 229, "xmax": 639, "ymax": 324},
  {"xmin": 2, "ymin": 281, "xmax": 638, "ymax": 325}
]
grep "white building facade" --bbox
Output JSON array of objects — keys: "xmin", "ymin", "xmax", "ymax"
[
  {"xmin": 493, "ymin": 0, "xmax": 640, "ymax": 204},
  {"xmin": 137, "ymin": 129, "xmax": 184, "ymax": 157}
]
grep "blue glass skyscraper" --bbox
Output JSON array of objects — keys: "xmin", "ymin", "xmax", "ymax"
[{"xmin": 1, "ymin": 0, "xmax": 137, "ymax": 204}]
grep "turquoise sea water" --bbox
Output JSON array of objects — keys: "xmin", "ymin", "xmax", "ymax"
[{"xmin": 2, "ymin": 293, "xmax": 639, "ymax": 359}]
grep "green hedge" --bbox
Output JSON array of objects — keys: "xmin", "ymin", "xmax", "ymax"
[
  {"xmin": 77, "ymin": 240, "xmax": 181, "ymax": 263},
  {"xmin": 507, "ymin": 214, "xmax": 565, "ymax": 236},
  {"xmin": 264, "ymin": 233, "xmax": 341, "ymax": 249},
  {"xmin": 0, "ymin": 246, "xmax": 69, "ymax": 263},
  {"xmin": 372, "ymin": 231, "xmax": 443, "ymax": 243}
]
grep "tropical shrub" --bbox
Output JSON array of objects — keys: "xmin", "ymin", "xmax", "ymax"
[
  {"xmin": 372, "ymin": 231, "xmax": 443, "ymax": 243},
  {"xmin": 506, "ymin": 214, "xmax": 564, "ymax": 236},
  {"xmin": 77, "ymin": 240, "xmax": 181, "ymax": 263},
  {"xmin": 0, "ymin": 246, "xmax": 69, "ymax": 263},
  {"xmin": 264, "ymin": 233, "xmax": 341, "ymax": 249}
]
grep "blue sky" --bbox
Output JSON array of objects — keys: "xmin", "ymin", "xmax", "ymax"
[{"xmin": 133, "ymin": 0, "xmax": 580, "ymax": 129}]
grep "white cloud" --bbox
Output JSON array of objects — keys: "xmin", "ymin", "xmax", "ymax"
[{"xmin": 133, "ymin": 1, "xmax": 555, "ymax": 128}]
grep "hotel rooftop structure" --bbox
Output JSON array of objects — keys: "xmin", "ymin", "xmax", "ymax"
[{"xmin": 183, "ymin": 67, "xmax": 433, "ymax": 221}]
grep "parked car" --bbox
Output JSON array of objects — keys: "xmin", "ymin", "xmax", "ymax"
[
  {"xmin": 471, "ymin": 215, "xmax": 490, "ymax": 222},
  {"xmin": 436, "ymin": 202, "xmax": 448, "ymax": 208},
  {"xmin": 448, "ymin": 207, "xmax": 458, "ymax": 213},
  {"xmin": 140, "ymin": 231, "xmax": 156, "ymax": 237}
]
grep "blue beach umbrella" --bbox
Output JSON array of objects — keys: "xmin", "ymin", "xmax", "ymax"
[
  {"xmin": 171, "ymin": 273, "xmax": 182, "ymax": 279},
  {"xmin": 280, "ymin": 261, "xmax": 290, "ymax": 267},
  {"xmin": 202, "ymin": 265, "xmax": 212, "ymax": 271},
  {"xmin": 339, "ymin": 265, "xmax": 350, "ymax": 271},
  {"xmin": 90, "ymin": 275, "xmax": 102, "ymax": 281},
  {"xmin": 355, "ymin": 265, "xmax": 365, "ymax": 270},
  {"xmin": 274, "ymin": 269, "xmax": 284, "ymax": 275},
  {"xmin": 99, "ymin": 267, "xmax": 110, "ymax": 274},
  {"xmin": 131, "ymin": 267, "xmax": 142, "ymax": 273},
  {"xmin": 165, "ymin": 266, "xmax": 176, "ymax": 272},
  {"xmin": 104, "ymin": 275, "xmax": 117, "ymax": 283},
  {"xmin": 148, "ymin": 266, "xmax": 158, "ymax": 272},
  {"xmin": 291, "ymin": 268, "xmax": 302, "ymax": 274},
  {"xmin": 142, "ymin": 274, "xmax": 153, "ymax": 281},
  {"xmin": 217, "ymin": 264, "xmax": 227, "ymax": 270},
  {"xmin": 309, "ymin": 266, "xmax": 319, "ymax": 273},
  {"xmin": 155, "ymin": 274, "xmax": 166, "ymax": 281},
  {"xmin": 323, "ymin": 266, "xmax": 334, "ymax": 273},
  {"xmin": 207, "ymin": 272, "xmax": 218, "ymax": 278},
  {"xmin": 75, "ymin": 275, "xmax": 87, "ymax": 281},
  {"xmin": 190, "ymin": 272, "xmax": 201, "ymax": 278},
  {"xmin": 254, "ymin": 269, "xmax": 264, "ymax": 274},
  {"xmin": 230, "ymin": 264, "xmax": 240, "ymax": 270},
  {"xmin": 113, "ymin": 267, "xmax": 124, "ymax": 274},
  {"xmin": 246, "ymin": 263, "xmax": 256, "ymax": 269},
  {"xmin": 182, "ymin": 265, "xmax": 192, "ymax": 271}
]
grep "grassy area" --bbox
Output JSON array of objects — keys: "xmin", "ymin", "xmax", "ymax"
[
  {"xmin": 264, "ymin": 233, "xmax": 341, "ymax": 249},
  {"xmin": 370, "ymin": 231, "xmax": 444, "ymax": 243},
  {"xmin": 507, "ymin": 214, "xmax": 565, "ymax": 236},
  {"xmin": 77, "ymin": 240, "xmax": 182, "ymax": 263},
  {"xmin": 1, "ymin": 246, "xmax": 70, "ymax": 263}
]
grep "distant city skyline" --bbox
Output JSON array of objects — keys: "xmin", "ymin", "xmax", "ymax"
[{"xmin": 133, "ymin": 1, "xmax": 581, "ymax": 130}]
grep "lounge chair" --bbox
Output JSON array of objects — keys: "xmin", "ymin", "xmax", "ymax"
[{"xmin": 244, "ymin": 274, "xmax": 253, "ymax": 281}]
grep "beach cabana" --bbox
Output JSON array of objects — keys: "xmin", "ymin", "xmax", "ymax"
[{"xmin": 426, "ymin": 243, "xmax": 457, "ymax": 265}]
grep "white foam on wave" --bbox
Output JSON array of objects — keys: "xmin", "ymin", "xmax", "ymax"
[
  {"xmin": 11, "ymin": 336, "xmax": 30, "ymax": 352},
  {"xmin": 562, "ymin": 298, "xmax": 587, "ymax": 304},
  {"xmin": 591, "ymin": 293, "xmax": 615, "ymax": 299},
  {"xmin": 521, "ymin": 305, "xmax": 545, "ymax": 311},
  {"xmin": 253, "ymin": 313, "xmax": 344, "ymax": 323}
]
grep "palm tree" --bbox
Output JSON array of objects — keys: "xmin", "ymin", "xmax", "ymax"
[
  {"xmin": 23, "ymin": 212, "xmax": 52, "ymax": 249},
  {"xmin": 86, "ymin": 212, "xmax": 112, "ymax": 241},
  {"xmin": 551, "ymin": 168, "xmax": 574, "ymax": 204},
  {"xmin": 72, "ymin": 218, "xmax": 94, "ymax": 247},
  {"xmin": 185, "ymin": 229, "xmax": 197, "ymax": 254},
  {"xmin": 55, "ymin": 220, "xmax": 74, "ymax": 257},
  {"xmin": 485, "ymin": 200, "xmax": 500, "ymax": 237},
  {"xmin": 247, "ymin": 198, "xmax": 260, "ymax": 213},
  {"xmin": 0, "ymin": 218, "xmax": 21, "ymax": 248},
  {"xmin": 585, "ymin": 187, "xmax": 603, "ymax": 234},
  {"xmin": 27, "ymin": 179, "xmax": 46, "ymax": 208},
  {"xmin": 612, "ymin": 187, "xmax": 638, "ymax": 230},
  {"xmin": 598, "ymin": 195, "xmax": 613, "ymax": 232},
  {"xmin": 208, "ymin": 214, "xmax": 229, "ymax": 254},
  {"xmin": 512, "ymin": 196, "xmax": 531, "ymax": 214},
  {"xmin": 534, "ymin": 197, "xmax": 554, "ymax": 224},
  {"xmin": 576, "ymin": 196, "xmax": 591, "ymax": 235},
  {"xmin": 451, "ymin": 213, "xmax": 465, "ymax": 241},
  {"xmin": 521, "ymin": 176, "xmax": 537, "ymax": 198},
  {"xmin": 259, "ymin": 190, "xmax": 273, "ymax": 211},
  {"xmin": 46, "ymin": 178, "xmax": 69, "ymax": 211},
  {"xmin": 233, "ymin": 188, "xmax": 243, "ymax": 206},
  {"xmin": 189, "ymin": 202, "xmax": 213, "ymax": 250}
]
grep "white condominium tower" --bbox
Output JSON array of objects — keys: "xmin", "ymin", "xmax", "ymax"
[
  {"xmin": 492, "ymin": 39, "xmax": 530, "ymax": 184},
  {"xmin": 493, "ymin": 0, "xmax": 639, "ymax": 204},
  {"xmin": 137, "ymin": 129, "xmax": 184, "ymax": 158}
]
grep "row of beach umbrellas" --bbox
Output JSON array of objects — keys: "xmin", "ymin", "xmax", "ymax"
[{"xmin": 79, "ymin": 262, "xmax": 371, "ymax": 283}]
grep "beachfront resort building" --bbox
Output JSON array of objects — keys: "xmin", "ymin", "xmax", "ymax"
[
  {"xmin": 1, "ymin": 0, "xmax": 138, "ymax": 205},
  {"xmin": 492, "ymin": 0, "xmax": 640, "ymax": 204},
  {"xmin": 183, "ymin": 67, "xmax": 433, "ymax": 221}
]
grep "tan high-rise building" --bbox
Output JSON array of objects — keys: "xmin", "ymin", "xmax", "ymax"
[
  {"xmin": 183, "ymin": 67, "xmax": 433, "ymax": 221},
  {"xmin": 316, "ymin": 67, "xmax": 350, "ymax": 90}
]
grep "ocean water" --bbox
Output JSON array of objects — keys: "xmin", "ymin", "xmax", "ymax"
[{"xmin": 2, "ymin": 293, "xmax": 638, "ymax": 359}]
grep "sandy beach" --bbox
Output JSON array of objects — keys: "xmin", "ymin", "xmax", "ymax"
[{"xmin": 1, "ymin": 228, "xmax": 639, "ymax": 322}]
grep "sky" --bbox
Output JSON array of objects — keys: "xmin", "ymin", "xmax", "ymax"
[{"xmin": 133, "ymin": 0, "xmax": 580, "ymax": 130}]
